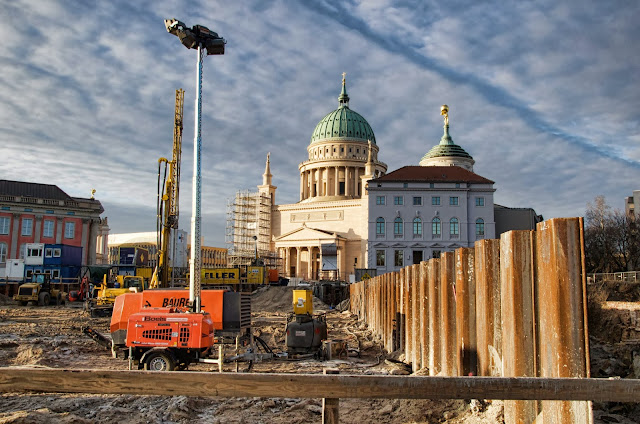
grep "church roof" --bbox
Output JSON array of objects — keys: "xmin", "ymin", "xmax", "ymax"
[
  {"xmin": 0, "ymin": 179, "xmax": 72, "ymax": 201},
  {"xmin": 421, "ymin": 124, "xmax": 472, "ymax": 161},
  {"xmin": 310, "ymin": 75, "xmax": 376, "ymax": 145},
  {"xmin": 371, "ymin": 166, "xmax": 493, "ymax": 184}
]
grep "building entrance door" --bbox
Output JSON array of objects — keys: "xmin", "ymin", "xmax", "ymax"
[{"xmin": 413, "ymin": 250, "xmax": 423, "ymax": 265}]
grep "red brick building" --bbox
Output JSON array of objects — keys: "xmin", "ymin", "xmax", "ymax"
[{"xmin": 0, "ymin": 180, "xmax": 108, "ymax": 277}]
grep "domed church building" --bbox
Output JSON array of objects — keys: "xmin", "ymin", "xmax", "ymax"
[{"xmin": 257, "ymin": 74, "xmax": 387, "ymax": 280}]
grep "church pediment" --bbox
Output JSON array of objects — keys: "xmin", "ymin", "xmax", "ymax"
[{"xmin": 275, "ymin": 225, "xmax": 345, "ymax": 243}]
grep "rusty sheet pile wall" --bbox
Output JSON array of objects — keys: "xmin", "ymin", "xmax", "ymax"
[{"xmin": 350, "ymin": 217, "xmax": 592, "ymax": 424}]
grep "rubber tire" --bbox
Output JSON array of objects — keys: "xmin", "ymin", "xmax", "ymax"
[
  {"xmin": 18, "ymin": 301, "xmax": 27, "ymax": 306},
  {"xmin": 144, "ymin": 351, "xmax": 175, "ymax": 371},
  {"xmin": 38, "ymin": 293, "xmax": 50, "ymax": 306}
]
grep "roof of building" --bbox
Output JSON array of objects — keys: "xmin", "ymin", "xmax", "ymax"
[
  {"xmin": 421, "ymin": 124, "xmax": 472, "ymax": 161},
  {"xmin": 0, "ymin": 180, "xmax": 73, "ymax": 201},
  {"xmin": 310, "ymin": 77, "xmax": 376, "ymax": 145},
  {"xmin": 371, "ymin": 166, "xmax": 494, "ymax": 184}
]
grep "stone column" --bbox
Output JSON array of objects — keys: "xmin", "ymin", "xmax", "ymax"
[
  {"xmin": 300, "ymin": 172, "xmax": 304, "ymax": 201},
  {"xmin": 81, "ymin": 219, "xmax": 90, "ymax": 264},
  {"xmin": 285, "ymin": 247, "xmax": 291, "ymax": 277},
  {"xmin": 345, "ymin": 167, "xmax": 350, "ymax": 197},
  {"xmin": 10, "ymin": 214, "xmax": 20, "ymax": 258},
  {"xmin": 354, "ymin": 167, "xmax": 360, "ymax": 197},
  {"xmin": 55, "ymin": 218, "xmax": 63, "ymax": 244},
  {"xmin": 334, "ymin": 167, "xmax": 339, "ymax": 196},
  {"xmin": 88, "ymin": 218, "xmax": 98, "ymax": 265},
  {"xmin": 34, "ymin": 215, "xmax": 42, "ymax": 243},
  {"xmin": 296, "ymin": 247, "xmax": 301, "ymax": 279},
  {"xmin": 308, "ymin": 246, "xmax": 314, "ymax": 280},
  {"xmin": 318, "ymin": 168, "xmax": 324, "ymax": 196},
  {"xmin": 310, "ymin": 169, "xmax": 316, "ymax": 198}
]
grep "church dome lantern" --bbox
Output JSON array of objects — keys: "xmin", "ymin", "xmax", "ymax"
[{"xmin": 420, "ymin": 104, "xmax": 475, "ymax": 171}]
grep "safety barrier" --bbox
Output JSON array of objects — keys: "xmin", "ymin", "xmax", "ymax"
[{"xmin": 350, "ymin": 217, "xmax": 593, "ymax": 423}]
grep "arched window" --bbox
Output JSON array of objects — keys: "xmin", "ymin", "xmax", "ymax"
[
  {"xmin": 413, "ymin": 217, "xmax": 422, "ymax": 236},
  {"xmin": 376, "ymin": 217, "xmax": 385, "ymax": 235},
  {"xmin": 450, "ymin": 217, "xmax": 459, "ymax": 236},
  {"xmin": 476, "ymin": 218, "xmax": 485, "ymax": 236},
  {"xmin": 432, "ymin": 217, "xmax": 441, "ymax": 236},
  {"xmin": 0, "ymin": 242, "xmax": 7, "ymax": 263},
  {"xmin": 394, "ymin": 217, "xmax": 403, "ymax": 236}
]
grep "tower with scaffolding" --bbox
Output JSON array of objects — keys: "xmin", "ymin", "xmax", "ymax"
[{"xmin": 225, "ymin": 154, "xmax": 281, "ymax": 271}]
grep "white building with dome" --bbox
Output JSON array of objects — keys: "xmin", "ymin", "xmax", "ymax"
[
  {"xmin": 248, "ymin": 75, "xmax": 387, "ymax": 280},
  {"xmin": 366, "ymin": 105, "xmax": 496, "ymax": 272}
]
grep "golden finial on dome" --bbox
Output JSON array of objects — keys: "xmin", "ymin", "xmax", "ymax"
[
  {"xmin": 342, "ymin": 71, "xmax": 346, "ymax": 86},
  {"xmin": 440, "ymin": 104, "xmax": 449, "ymax": 126},
  {"xmin": 90, "ymin": 188, "xmax": 96, "ymax": 199}
]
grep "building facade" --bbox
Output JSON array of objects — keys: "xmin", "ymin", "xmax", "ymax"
[
  {"xmin": 625, "ymin": 190, "xmax": 640, "ymax": 218},
  {"xmin": 367, "ymin": 106, "xmax": 496, "ymax": 272},
  {"xmin": 236, "ymin": 76, "xmax": 387, "ymax": 280},
  {"xmin": 0, "ymin": 180, "xmax": 107, "ymax": 278}
]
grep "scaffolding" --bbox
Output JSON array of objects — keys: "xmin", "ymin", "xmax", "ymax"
[{"xmin": 225, "ymin": 190, "xmax": 280, "ymax": 268}]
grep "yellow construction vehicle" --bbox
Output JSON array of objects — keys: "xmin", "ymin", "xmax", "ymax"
[
  {"xmin": 150, "ymin": 88, "xmax": 184, "ymax": 289},
  {"xmin": 14, "ymin": 274, "xmax": 65, "ymax": 306},
  {"xmin": 95, "ymin": 275, "xmax": 145, "ymax": 305}
]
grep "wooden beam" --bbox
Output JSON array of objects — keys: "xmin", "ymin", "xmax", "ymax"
[{"xmin": 1, "ymin": 368, "xmax": 638, "ymax": 402}]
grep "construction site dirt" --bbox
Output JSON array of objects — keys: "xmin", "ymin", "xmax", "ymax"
[{"xmin": 0, "ymin": 284, "xmax": 638, "ymax": 424}]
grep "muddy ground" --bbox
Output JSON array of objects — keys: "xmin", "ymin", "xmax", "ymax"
[{"xmin": 0, "ymin": 284, "xmax": 638, "ymax": 423}]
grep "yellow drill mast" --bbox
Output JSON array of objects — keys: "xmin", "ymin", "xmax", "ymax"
[{"xmin": 150, "ymin": 89, "xmax": 184, "ymax": 289}]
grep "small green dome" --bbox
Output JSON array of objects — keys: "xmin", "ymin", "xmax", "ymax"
[
  {"xmin": 421, "ymin": 124, "xmax": 472, "ymax": 161},
  {"xmin": 310, "ymin": 78, "xmax": 376, "ymax": 145}
]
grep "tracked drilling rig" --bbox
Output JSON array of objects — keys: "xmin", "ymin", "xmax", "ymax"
[{"xmin": 150, "ymin": 89, "xmax": 184, "ymax": 289}]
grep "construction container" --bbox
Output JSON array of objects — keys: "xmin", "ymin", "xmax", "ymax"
[{"xmin": 293, "ymin": 289, "xmax": 313, "ymax": 315}]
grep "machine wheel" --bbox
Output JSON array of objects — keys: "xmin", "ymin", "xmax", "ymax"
[
  {"xmin": 38, "ymin": 293, "xmax": 50, "ymax": 306},
  {"xmin": 18, "ymin": 301, "xmax": 27, "ymax": 306},
  {"xmin": 144, "ymin": 351, "xmax": 175, "ymax": 371}
]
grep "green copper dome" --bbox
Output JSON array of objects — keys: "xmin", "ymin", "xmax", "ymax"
[
  {"xmin": 310, "ymin": 77, "xmax": 376, "ymax": 145},
  {"xmin": 421, "ymin": 124, "xmax": 472, "ymax": 161}
]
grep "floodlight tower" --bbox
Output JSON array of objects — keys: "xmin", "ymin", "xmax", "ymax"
[{"xmin": 164, "ymin": 19, "xmax": 225, "ymax": 313}]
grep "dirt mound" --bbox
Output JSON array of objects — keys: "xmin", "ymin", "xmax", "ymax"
[
  {"xmin": 0, "ymin": 294, "xmax": 13, "ymax": 305},
  {"xmin": 251, "ymin": 286, "xmax": 329, "ymax": 313}
]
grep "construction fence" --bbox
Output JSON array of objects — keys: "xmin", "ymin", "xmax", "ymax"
[{"xmin": 350, "ymin": 217, "xmax": 592, "ymax": 424}]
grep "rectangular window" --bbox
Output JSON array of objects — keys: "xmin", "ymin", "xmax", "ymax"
[
  {"xmin": 53, "ymin": 248, "xmax": 61, "ymax": 257},
  {"xmin": 413, "ymin": 197, "xmax": 422, "ymax": 206},
  {"xmin": 64, "ymin": 222, "xmax": 75, "ymax": 239},
  {"xmin": 0, "ymin": 242, "xmax": 6, "ymax": 263},
  {"xmin": 455, "ymin": 183, "xmax": 460, "ymax": 188},
  {"xmin": 45, "ymin": 248, "xmax": 53, "ymax": 258},
  {"xmin": 450, "ymin": 196, "xmax": 459, "ymax": 206},
  {"xmin": 43, "ymin": 220, "xmax": 54, "ymax": 238},
  {"xmin": 393, "ymin": 196, "xmax": 403, "ymax": 205},
  {"xmin": 394, "ymin": 250, "xmax": 404, "ymax": 267},
  {"xmin": 432, "ymin": 196, "xmax": 440, "ymax": 206},
  {"xmin": 403, "ymin": 183, "xmax": 408, "ymax": 188},
  {"xmin": 476, "ymin": 197, "xmax": 485, "ymax": 207},
  {"xmin": 52, "ymin": 269, "xmax": 60, "ymax": 279},
  {"xmin": 28, "ymin": 247, "xmax": 42, "ymax": 258},
  {"xmin": 0, "ymin": 216, "xmax": 9, "ymax": 234},
  {"xmin": 432, "ymin": 250, "xmax": 441, "ymax": 259},
  {"xmin": 376, "ymin": 196, "xmax": 385, "ymax": 205},
  {"xmin": 376, "ymin": 250, "xmax": 386, "ymax": 267},
  {"xmin": 22, "ymin": 218, "xmax": 33, "ymax": 236},
  {"xmin": 376, "ymin": 218, "xmax": 385, "ymax": 236},
  {"xmin": 429, "ymin": 183, "xmax": 434, "ymax": 188}
]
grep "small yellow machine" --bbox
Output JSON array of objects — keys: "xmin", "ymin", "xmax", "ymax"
[
  {"xmin": 95, "ymin": 275, "xmax": 145, "ymax": 305},
  {"xmin": 285, "ymin": 289, "xmax": 327, "ymax": 354}
]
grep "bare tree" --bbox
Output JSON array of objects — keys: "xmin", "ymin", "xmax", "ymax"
[{"xmin": 584, "ymin": 195, "xmax": 640, "ymax": 272}]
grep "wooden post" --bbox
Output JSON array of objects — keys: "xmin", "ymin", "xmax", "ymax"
[
  {"xmin": 474, "ymin": 239, "xmax": 501, "ymax": 377},
  {"xmin": 419, "ymin": 261, "xmax": 429, "ymax": 372},
  {"xmin": 500, "ymin": 230, "xmax": 537, "ymax": 423},
  {"xmin": 535, "ymin": 218, "xmax": 592, "ymax": 423},
  {"xmin": 428, "ymin": 258, "xmax": 441, "ymax": 375},
  {"xmin": 440, "ymin": 251, "xmax": 457, "ymax": 376},
  {"xmin": 455, "ymin": 247, "xmax": 476, "ymax": 376},
  {"xmin": 322, "ymin": 368, "xmax": 340, "ymax": 424},
  {"xmin": 411, "ymin": 264, "xmax": 421, "ymax": 371}
]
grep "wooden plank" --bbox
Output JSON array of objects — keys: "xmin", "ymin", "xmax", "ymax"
[
  {"xmin": 500, "ymin": 230, "xmax": 538, "ymax": 423},
  {"xmin": 455, "ymin": 247, "xmax": 476, "ymax": 377},
  {"xmin": 323, "ymin": 368, "xmax": 340, "ymax": 424},
  {"xmin": 1, "ymin": 368, "xmax": 639, "ymax": 402},
  {"xmin": 535, "ymin": 218, "xmax": 591, "ymax": 423},
  {"xmin": 474, "ymin": 239, "xmax": 501, "ymax": 377},
  {"xmin": 440, "ymin": 251, "xmax": 457, "ymax": 376}
]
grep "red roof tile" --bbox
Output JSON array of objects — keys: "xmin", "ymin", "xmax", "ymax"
[{"xmin": 372, "ymin": 166, "xmax": 494, "ymax": 184}]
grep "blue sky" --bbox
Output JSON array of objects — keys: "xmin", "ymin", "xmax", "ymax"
[{"xmin": 1, "ymin": 0, "xmax": 638, "ymax": 247}]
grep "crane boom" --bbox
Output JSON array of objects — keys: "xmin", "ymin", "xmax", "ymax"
[{"xmin": 150, "ymin": 89, "xmax": 184, "ymax": 289}]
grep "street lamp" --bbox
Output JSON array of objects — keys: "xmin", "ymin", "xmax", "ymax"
[{"xmin": 165, "ymin": 18, "xmax": 226, "ymax": 313}]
